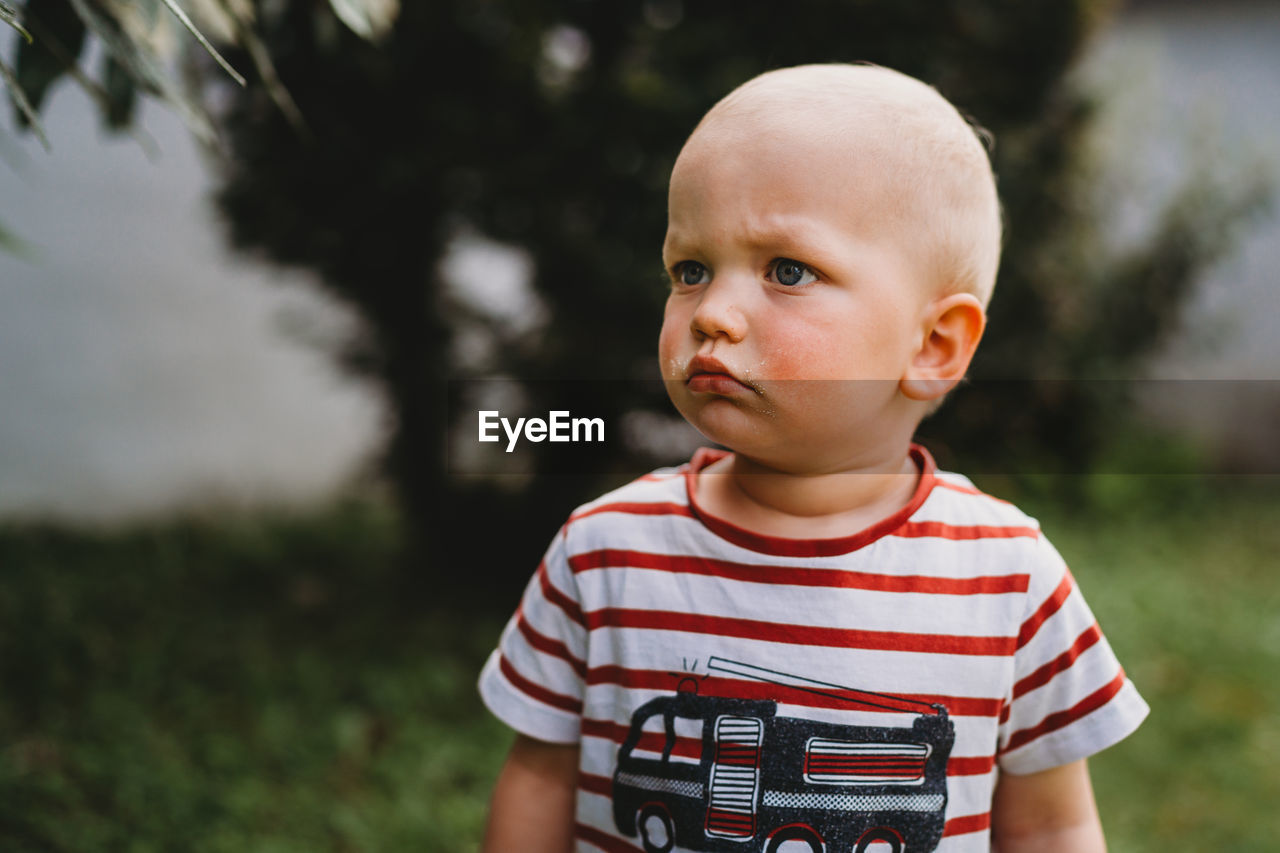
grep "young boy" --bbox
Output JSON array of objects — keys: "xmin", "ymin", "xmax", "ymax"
[{"xmin": 477, "ymin": 64, "xmax": 1148, "ymax": 853}]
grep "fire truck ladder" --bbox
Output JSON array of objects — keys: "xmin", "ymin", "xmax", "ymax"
[
  {"xmin": 705, "ymin": 715, "xmax": 764, "ymax": 839},
  {"xmin": 707, "ymin": 657, "xmax": 945, "ymax": 716}
]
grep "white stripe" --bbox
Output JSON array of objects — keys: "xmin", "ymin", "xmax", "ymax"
[
  {"xmin": 574, "ymin": 571, "xmax": 1025, "ymax": 637},
  {"xmin": 761, "ymin": 790, "xmax": 945, "ymax": 813},
  {"xmin": 585, "ymin": 627, "xmax": 1017, "ymax": 695},
  {"xmin": 614, "ymin": 771, "xmax": 703, "ymax": 799}
]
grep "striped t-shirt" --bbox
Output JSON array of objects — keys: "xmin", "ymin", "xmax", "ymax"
[{"xmin": 479, "ymin": 445, "xmax": 1148, "ymax": 853}]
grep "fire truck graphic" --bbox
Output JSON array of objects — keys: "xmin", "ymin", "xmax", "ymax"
[{"xmin": 612, "ymin": 657, "xmax": 954, "ymax": 853}]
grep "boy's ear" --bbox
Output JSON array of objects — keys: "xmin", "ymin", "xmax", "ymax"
[{"xmin": 900, "ymin": 293, "xmax": 986, "ymax": 402}]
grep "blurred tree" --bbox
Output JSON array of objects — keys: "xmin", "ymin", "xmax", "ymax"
[
  {"xmin": 0, "ymin": 0, "xmax": 393, "ymax": 235},
  {"xmin": 5, "ymin": 1, "xmax": 1265, "ymax": 594},
  {"xmin": 207, "ymin": 0, "xmax": 1264, "ymax": 591}
]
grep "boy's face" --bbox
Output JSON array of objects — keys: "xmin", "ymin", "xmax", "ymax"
[{"xmin": 658, "ymin": 120, "xmax": 935, "ymax": 472}]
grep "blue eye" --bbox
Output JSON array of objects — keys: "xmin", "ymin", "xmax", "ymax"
[
  {"xmin": 771, "ymin": 258, "xmax": 816, "ymax": 287},
  {"xmin": 677, "ymin": 262, "xmax": 710, "ymax": 285}
]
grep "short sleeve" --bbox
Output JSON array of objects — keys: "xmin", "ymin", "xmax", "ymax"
[
  {"xmin": 997, "ymin": 534, "xmax": 1149, "ymax": 775},
  {"xmin": 477, "ymin": 524, "xmax": 589, "ymax": 744}
]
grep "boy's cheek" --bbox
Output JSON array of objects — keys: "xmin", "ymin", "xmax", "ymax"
[
  {"xmin": 657, "ymin": 318, "xmax": 690, "ymax": 378},
  {"xmin": 755, "ymin": 331, "xmax": 847, "ymax": 381}
]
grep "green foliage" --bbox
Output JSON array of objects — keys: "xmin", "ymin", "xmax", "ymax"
[
  {"xmin": 157, "ymin": 0, "xmax": 245, "ymax": 86},
  {"xmin": 0, "ymin": 1, "xmax": 33, "ymax": 42},
  {"xmin": 0, "ymin": 0, "xmax": 394, "ymax": 151},
  {"xmin": 10, "ymin": 0, "xmax": 84, "ymax": 124},
  {"xmin": 0, "ymin": 502, "xmax": 513, "ymax": 852},
  {"xmin": 2, "ymin": 0, "xmax": 209, "ymax": 146},
  {"xmin": 100, "ymin": 51, "xmax": 134, "ymax": 128},
  {"xmin": 1025, "ymin": 481, "xmax": 1280, "ymax": 852}
]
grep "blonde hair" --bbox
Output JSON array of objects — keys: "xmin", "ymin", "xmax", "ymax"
[{"xmin": 698, "ymin": 63, "xmax": 1003, "ymax": 306}]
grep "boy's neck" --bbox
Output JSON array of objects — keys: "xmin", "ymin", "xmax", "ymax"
[{"xmin": 697, "ymin": 445, "xmax": 921, "ymax": 540}]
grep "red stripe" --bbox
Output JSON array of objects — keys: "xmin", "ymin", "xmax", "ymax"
[
  {"xmin": 568, "ymin": 548, "xmax": 1028, "ymax": 596},
  {"xmin": 895, "ymin": 521, "xmax": 1039, "ymax": 540},
  {"xmin": 515, "ymin": 610, "xmax": 587, "ymax": 679},
  {"xmin": 585, "ymin": 667, "xmax": 1005, "ymax": 717},
  {"xmin": 1013, "ymin": 624, "xmax": 1102, "ymax": 699},
  {"xmin": 581, "ymin": 717, "xmax": 632, "ymax": 743},
  {"xmin": 498, "ymin": 654, "xmax": 583, "ymax": 715},
  {"xmin": 537, "ymin": 560, "xmax": 586, "ymax": 627},
  {"xmin": 943, "ymin": 812, "xmax": 991, "ymax": 837},
  {"xmin": 585, "ymin": 609, "xmax": 1016, "ymax": 656},
  {"xmin": 571, "ymin": 501, "xmax": 694, "ymax": 523},
  {"xmin": 935, "ymin": 479, "xmax": 983, "ymax": 495},
  {"xmin": 637, "ymin": 471, "xmax": 679, "ymax": 482},
  {"xmin": 1016, "ymin": 570, "xmax": 1074, "ymax": 649},
  {"xmin": 948, "ymin": 755, "xmax": 996, "ymax": 776},
  {"xmin": 934, "ymin": 479, "xmax": 1015, "ymax": 506},
  {"xmin": 810, "ymin": 763, "xmax": 922, "ymax": 773},
  {"xmin": 808, "ymin": 762, "xmax": 924, "ymax": 777},
  {"xmin": 575, "ymin": 823, "xmax": 643, "ymax": 853},
  {"xmin": 715, "ymin": 745, "xmax": 758, "ymax": 765},
  {"xmin": 1004, "ymin": 670, "xmax": 1128, "ymax": 753},
  {"xmin": 582, "ymin": 718, "xmax": 703, "ymax": 761},
  {"xmin": 682, "ymin": 446, "xmax": 941, "ymax": 558},
  {"xmin": 808, "ymin": 757, "xmax": 923, "ymax": 765},
  {"xmin": 579, "ymin": 771, "xmax": 612, "ymax": 798}
]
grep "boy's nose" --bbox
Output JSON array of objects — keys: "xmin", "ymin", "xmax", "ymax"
[{"xmin": 689, "ymin": 279, "xmax": 747, "ymax": 343}]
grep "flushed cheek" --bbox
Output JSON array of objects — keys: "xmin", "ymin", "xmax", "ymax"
[
  {"xmin": 763, "ymin": 309, "xmax": 906, "ymax": 381},
  {"xmin": 753, "ymin": 316, "xmax": 852, "ymax": 380},
  {"xmin": 657, "ymin": 318, "xmax": 688, "ymax": 380}
]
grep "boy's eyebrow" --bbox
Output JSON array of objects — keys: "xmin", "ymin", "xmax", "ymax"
[{"xmin": 664, "ymin": 216, "xmax": 849, "ymax": 268}]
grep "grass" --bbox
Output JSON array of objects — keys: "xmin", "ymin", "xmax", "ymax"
[
  {"xmin": 1019, "ymin": 476, "xmax": 1280, "ymax": 851},
  {"xmin": 1, "ymin": 479, "xmax": 1277, "ymax": 851},
  {"xmin": 0, "ymin": 502, "xmax": 514, "ymax": 852}
]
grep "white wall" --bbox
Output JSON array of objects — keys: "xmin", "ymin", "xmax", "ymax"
[
  {"xmin": 0, "ymin": 84, "xmax": 384, "ymax": 522},
  {"xmin": 1082, "ymin": 1, "xmax": 1280, "ymax": 462}
]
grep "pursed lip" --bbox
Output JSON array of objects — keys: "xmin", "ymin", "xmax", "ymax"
[{"xmin": 685, "ymin": 354, "xmax": 756, "ymax": 394}]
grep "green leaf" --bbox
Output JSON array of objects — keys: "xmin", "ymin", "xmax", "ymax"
[
  {"xmin": 101, "ymin": 53, "xmax": 136, "ymax": 130},
  {"xmin": 234, "ymin": 18, "xmax": 310, "ymax": 138},
  {"xmin": 328, "ymin": 0, "xmax": 399, "ymax": 42},
  {"xmin": 189, "ymin": 1, "xmax": 310, "ymax": 137},
  {"xmin": 67, "ymin": 0, "xmax": 217, "ymax": 145},
  {"xmin": 157, "ymin": 0, "xmax": 245, "ymax": 86},
  {"xmin": 0, "ymin": 56, "xmax": 51, "ymax": 149},
  {"xmin": 0, "ymin": 212, "xmax": 35, "ymax": 256},
  {"xmin": 0, "ymin": 2, "xmax": 34, "ymax": 43},
  {"xmin": 12, "ymin": 0, "xmax": 87, "ymax": 126}
]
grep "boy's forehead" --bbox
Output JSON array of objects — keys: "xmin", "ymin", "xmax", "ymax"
[
  {"xmin": 671, "ymin": 130, "xmax": 875, "ymax": 215},
  {"xmin": 668, "ymin": 102, "xmax": 906, "ymax": 230},
  {"xmin": 684, "ymin": 88, "xmax": 892, "ymax": 159},
  {"xmin": 690, "ymin": 66, "xmax": 944, "ymax": 147},
  {"xmin": 671, "ymin": 74, "xmax": 940, "ymax": 209}
]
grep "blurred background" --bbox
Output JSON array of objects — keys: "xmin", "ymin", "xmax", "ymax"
[{"xmin": 1, "ymin": 0, "xmax": 1277, "ymax": 849}]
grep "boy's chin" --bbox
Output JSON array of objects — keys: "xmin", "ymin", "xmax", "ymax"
[
  {"xmin": 676, "ymin": 397, "xmax": 762, "ymax": 443},
  {"xmin": 683, "ymin": 419, "xmax": 804, "ymax": 473}
]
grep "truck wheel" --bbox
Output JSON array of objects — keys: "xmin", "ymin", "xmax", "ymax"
[
  {"xmin": 854, "ymin": 828, "xmax": 903, "ymax": 853},
  {"xmin": 637, "ymin": 805, "xmax": 675, "ymax": 853},
  {"xmin": 764, "ymin": 825, "xmax": 823, "ymax": 853}
]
